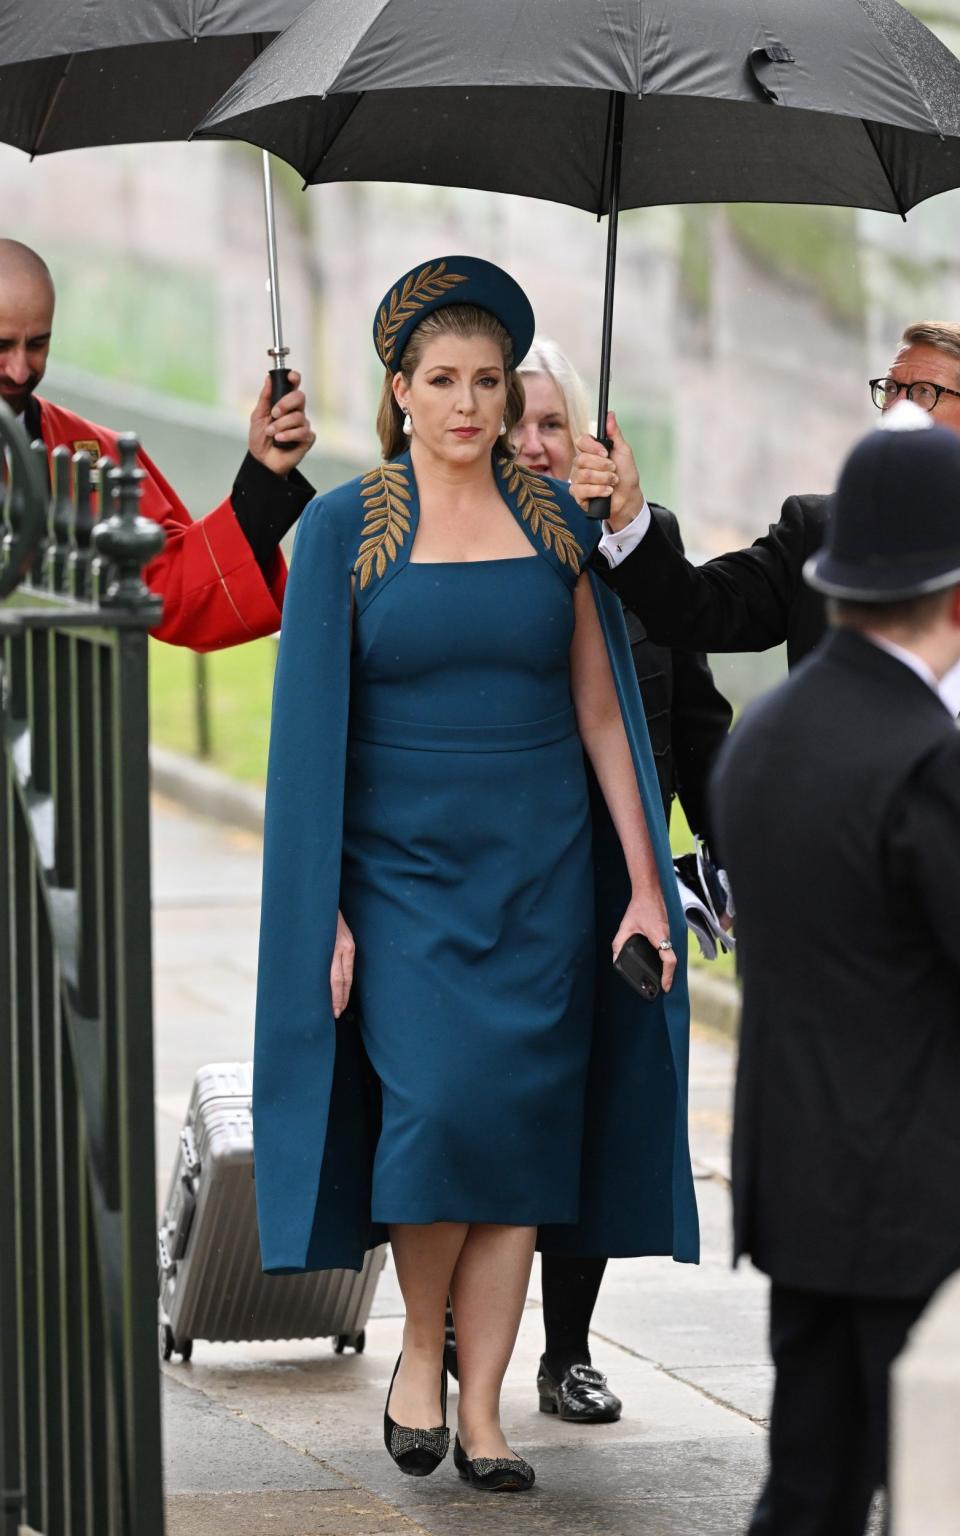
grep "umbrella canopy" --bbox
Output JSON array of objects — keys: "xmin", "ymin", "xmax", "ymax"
[
  {"xmin": 195, "ymin": 0, "xmax": 960, "ymax": 512},
  {"xmin": 0, "ymin": 1, "xmax": 305, "ymax": 154},
  {"xmin": 196, "ymin": 0, "xmax": 960, "ymax": 217},
  {"xmin": 0, "ymin": 0, "xmax": 314, "ymax": 406}
]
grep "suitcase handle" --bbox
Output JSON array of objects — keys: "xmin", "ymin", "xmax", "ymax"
[
  {"xmin": 158, "ymin": 1229, "xmax": 174, "ymax": 1277},
  {"xmin": 180, "ymin": 1125, "xmax": 201, "ymax": 1178},
  {"xmin": 169, "ymin": 1175, "xmax": 197, "ymax": 1262}
]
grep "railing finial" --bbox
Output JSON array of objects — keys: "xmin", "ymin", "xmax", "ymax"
[
  {"xmin": 0, "ymin": 402, "xmax": 49, "ymax": 599},
  {"xmin": 92, "ymin": 436, "xmax": 164, "ymax": 613},
  {"xmin": 46, "ymin": 445, "xmax": 73, "ymax": 593}
]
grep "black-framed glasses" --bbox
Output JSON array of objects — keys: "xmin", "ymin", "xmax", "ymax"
[{"xmin": 869, "ymin": 376, "xmax": 960, "ymax": 413}]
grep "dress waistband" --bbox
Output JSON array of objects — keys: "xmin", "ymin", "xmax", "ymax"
[{"xmin": 349, "ymin": 705, "xmax": 578, "ymax": 753}]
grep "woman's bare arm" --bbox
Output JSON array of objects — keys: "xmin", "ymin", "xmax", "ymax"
[{"xmin": 569, "ymin": 575, "xmax": 676, "ymax": 991}]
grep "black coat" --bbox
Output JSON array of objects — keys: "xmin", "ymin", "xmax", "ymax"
[
  {"xmin": 711, "ymin": 629, "xmax": 960, "ymax": 1300},
  {"xmin": 620, "ymin": 507, "xmax": 733, "ymax": 843},
  {"xmin": 595, "ymin": 494, "xmax": 830, "ymax": 669}
]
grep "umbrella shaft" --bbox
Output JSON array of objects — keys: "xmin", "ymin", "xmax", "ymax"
[
  {"xmin": 596, "ymin": 92, "xmax": 624, "ymax": 437},
  {"xmin": 261, "ymin": 151, "xmax": 288, "ymax": 364}
]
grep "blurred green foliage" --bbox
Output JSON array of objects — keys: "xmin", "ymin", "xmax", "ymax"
[
  {"xmin": 725, "ymin": 204, "xmax": 866, "ymax": 328},
  {"xmin": 46, "ymin": 241, "xmax": 217, "ymax": 402},
  {"xmin": 150, "ymin": 635, "xmax": 276, "ymax": 785},
  {"xmin": 615, "ymin": 400, "xmax": 675, "ymax": 510},
  {"xmin": 677, "ymin": 203, "xmax": 867, "ymax": 330},
  {"xmin": 678, "ymin": 207, "xmax": 714, "ymax": 315}
]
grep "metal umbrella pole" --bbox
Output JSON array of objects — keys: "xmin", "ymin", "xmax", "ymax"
[
  {"xmin": 587, "ymin": 91, "xmax": 625, "ymax": 520},
  {"xmin": 261, "ymin": 150, "xmax": 292, "ymax": 410}
]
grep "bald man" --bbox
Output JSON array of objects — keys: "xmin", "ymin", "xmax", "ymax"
[{"xmin": 0, "ymin": 239, "xmax": 316, "ymax": 648}]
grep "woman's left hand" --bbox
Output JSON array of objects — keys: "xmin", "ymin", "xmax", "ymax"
[{"xmin": 612, "ymin": 890, "xmax": 677, "ymax": 994}]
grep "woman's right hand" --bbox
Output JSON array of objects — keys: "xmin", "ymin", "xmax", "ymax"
[{"xmin": 331, "ymin": 909, "xmax": 355, "ymax": 1019}]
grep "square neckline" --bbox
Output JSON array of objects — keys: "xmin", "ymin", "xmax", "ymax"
[{"xmin": 407, "ymin": 554, "xmax": 539, "ymax": 566}]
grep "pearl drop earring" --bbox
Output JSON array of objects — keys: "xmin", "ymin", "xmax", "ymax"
[
  {"xmin": 499, "ymin": 416, "xmax": 507, "ymax": 434},
  {"xmin": 402, "ymin": 411, "xmax": 413, "ymax": 436}
]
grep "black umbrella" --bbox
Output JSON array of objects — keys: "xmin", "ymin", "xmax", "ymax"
[
  {"xmin": 0, "ymin": 0, "xmax": 312, "ymax": 405},
  {"xmin": 196, "ymin": 0, "xmax": 960, "ymax": 511}
]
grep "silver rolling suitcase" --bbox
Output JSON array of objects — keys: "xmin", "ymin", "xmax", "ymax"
[{"xmin": 158, "ymin": 1061, "xmax": 386, "ymax": 1362}]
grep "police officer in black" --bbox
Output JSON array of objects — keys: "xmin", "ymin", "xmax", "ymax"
[{"xmin": 711, "ymin": 408, "xmax": 960, "ymax": 1535}]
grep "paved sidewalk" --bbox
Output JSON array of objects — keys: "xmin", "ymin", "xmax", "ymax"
[{"xmin": 152, "ymin": 797, "xmax": 773, "ymax": 1535}]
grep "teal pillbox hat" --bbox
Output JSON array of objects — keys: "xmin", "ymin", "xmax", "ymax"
[{"xmin": 373, "ymin": 255, "xmax": 535, "ymax": 373}]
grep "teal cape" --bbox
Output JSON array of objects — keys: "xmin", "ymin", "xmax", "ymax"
[{"xmin": 254, "ymin": 450, "xmax": 699, "ymax": 1274}]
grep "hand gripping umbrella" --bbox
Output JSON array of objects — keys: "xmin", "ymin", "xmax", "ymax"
[
  {"xmin": 0, "ymin": 0, "xmax": 312, "ymax": 411},
  {"xmin": 196, "ymin": 0, "xmax": 960, "ymax": 511}
]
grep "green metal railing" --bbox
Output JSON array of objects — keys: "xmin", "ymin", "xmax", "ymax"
[{"xmin": 0, "ymin": 401, "xmax": 165, "ymax": 1535}]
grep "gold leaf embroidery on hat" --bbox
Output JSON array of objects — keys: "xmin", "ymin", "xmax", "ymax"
[
  {"xmin": 355, "ymin": 462, "xmax": 413, "ymax": 589},
  {"xmin": 499, "ymin": 462, "xmax": 583, "ymax": 572},
  {"xmin": 376, "ymin": 262, "xmax": 469, "ymax": 367}
]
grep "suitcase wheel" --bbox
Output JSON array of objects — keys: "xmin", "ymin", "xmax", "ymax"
[
  {"xmin": 334, "ymin": 1330, "xmax": 366, "ymax": 1355},
  {"xmin": 159, "ymin": 1322, "xmax": 193, "ymax": 1364}
]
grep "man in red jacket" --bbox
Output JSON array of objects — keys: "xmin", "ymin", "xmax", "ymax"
[{"xmin": 0, "ymin": 237, "xmax": 316, "ymax": 649}]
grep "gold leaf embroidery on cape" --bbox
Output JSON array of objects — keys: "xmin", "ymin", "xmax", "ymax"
[
  {"xmin": 355, "ymin": 462, "xmax": 413, "ymax": 589},
  {"xmin": 498, "ymin": 461, "xmax": 583, "ymax": 572},
  {"xmin": 376, "ymin": 262, "xmax": 469, "ymax": 367}
]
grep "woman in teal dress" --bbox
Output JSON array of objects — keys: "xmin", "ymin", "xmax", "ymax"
[{"xmin": 254, "ymin": 256, "xmax": 698, "ymax": 1492}]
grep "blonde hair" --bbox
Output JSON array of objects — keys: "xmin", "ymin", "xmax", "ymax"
[
  {"xmin": 516, "ymin": 337, "xmax": 591, "ymax": 447},
  {"xmin": 376, "ymin": 304, "xmax": 524, "ymax": 461}
]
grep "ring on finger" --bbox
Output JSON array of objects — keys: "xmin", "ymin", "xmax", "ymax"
[{"xmin": 657, "ymin": 939, "xmax": 673, "ymax": 951}]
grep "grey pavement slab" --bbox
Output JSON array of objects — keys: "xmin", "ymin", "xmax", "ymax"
[
  {"xmin": 163, "ymin": 1375, "xmax": 349, "ymax": 1495},
  {"xmin": 165, "ymin": 1489, "xmax": 424, "ymax": 1536},
  {"xmin": 152, "ymin": 798, "xmax": 773, "ymax": 1533}
]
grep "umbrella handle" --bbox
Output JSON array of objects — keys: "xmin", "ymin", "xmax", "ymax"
[
  {"xmin": 587, "ymin": 435, "xmax": 614, "ymax": 522},
  {"xmin": 270, "ymin": 367, "xmax": 293, "ymax": 410}
]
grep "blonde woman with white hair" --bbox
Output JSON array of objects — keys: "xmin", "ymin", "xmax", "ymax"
[
  {"xmin": 514, "ymin": 338, "xmax": 592, "ymax": 477},
  {"xmin": 444, "ymin": 337, "xmax": 733, "ymax": 1424}
]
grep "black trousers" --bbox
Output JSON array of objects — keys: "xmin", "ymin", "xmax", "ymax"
[
  {"xmin": 540, "ymin": 1253, "xmax": 608, "ymax": 1371},
  {"xmin": 748, "ymin": 1283, "xmax": 927, "ymax": 1536}
]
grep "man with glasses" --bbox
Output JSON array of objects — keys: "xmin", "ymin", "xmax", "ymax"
[{"xmin": 570, "ymin": 321, "xmax": 960, "ymax": 712}]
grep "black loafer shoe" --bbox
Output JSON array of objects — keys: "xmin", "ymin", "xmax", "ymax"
[
  {"xmin": 383, "ymin": 1354, "xmax": 450, "ymax": 1476},
  {"xmin": 537, "ymin": 1357, "xmax": 622, "ymax": 1423},
  {"xmin": 454, "ymin": 1435, "xmax": 535, "ymax": 1492}
]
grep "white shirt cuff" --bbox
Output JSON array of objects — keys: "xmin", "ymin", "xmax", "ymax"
[{"xmin": 596, "ymin": 500, "xmax": 650, "ymax": 568}]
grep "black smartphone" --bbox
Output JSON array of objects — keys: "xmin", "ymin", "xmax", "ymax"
[{"xmin": 613, "ymin": 933, "xmax": 663, "ymax": 1001}]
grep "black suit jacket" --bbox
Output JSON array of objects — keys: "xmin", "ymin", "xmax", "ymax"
[
  {"xmin": 622, "ymin": 507, "xmax": 732, "ymax": 843},
  {"xmin": 711, "ymin": 629, "xmax": 960, "ymax": 1300},
  {"xmin": 594, "ymin": 494, "xmax": 830, "ymax": 670}
]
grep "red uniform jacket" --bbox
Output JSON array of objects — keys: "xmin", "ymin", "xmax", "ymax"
[{"xmin": 38, "ymin": 397, "xmax": 288, "ymax": 650}]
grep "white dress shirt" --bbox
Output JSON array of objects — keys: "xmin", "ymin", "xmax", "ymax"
[{"xmin": 867, "ymin": 634, "xmax": 960, "ymax": 717}]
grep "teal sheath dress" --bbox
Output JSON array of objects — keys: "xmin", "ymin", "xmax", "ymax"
[
  {"xmin": 252, "ymin": 452, "xmax": 699, "ymax": 1275},
  {"xmin": 342, "ymin": 553, "xmax": 595, "ymax": 1226}
]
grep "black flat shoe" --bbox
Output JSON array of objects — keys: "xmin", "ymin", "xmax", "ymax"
[
  {"xmin": 453, "ymin": 1435, "xmax": 535, "ymax": 1492},
  {"xmin": 537, "ymin": 1357, "xmax": 622, "ymax": 1423},
  {"xmin": 383, "ymin": 1354, "xmax": 450, "ymax": 1477}
]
